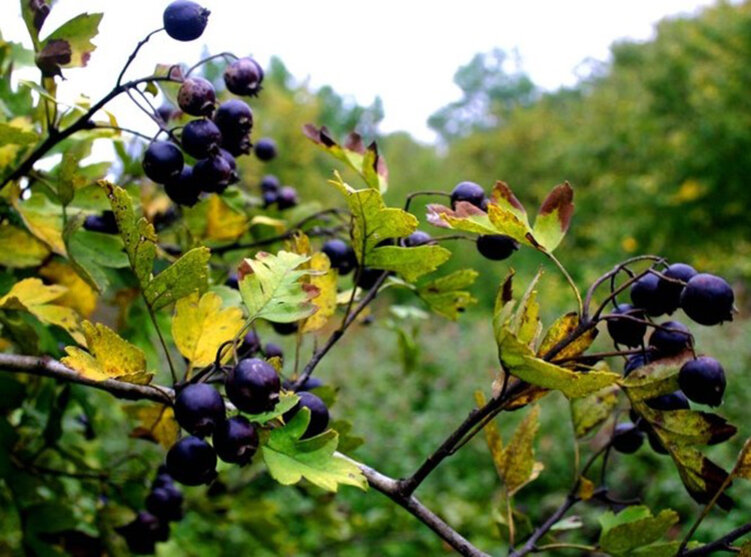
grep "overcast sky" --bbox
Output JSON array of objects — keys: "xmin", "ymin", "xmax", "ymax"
[{"xmin": 1, "ymin": 0, "xmax": 718, "ymax": 142}]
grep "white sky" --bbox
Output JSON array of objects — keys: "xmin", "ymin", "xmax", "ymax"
[{"xmin": 1, "ymin": 0, "xmax": 718, "ymax": 143}]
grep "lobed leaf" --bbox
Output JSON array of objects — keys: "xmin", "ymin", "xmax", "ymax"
[
  {"xmin": 366, "ymin": 245, "xmax": 451, "ymax": 282},
  {"xmin": 598, "ymin": 506, "xmax": 679, "ymax": 556},
  {"xmin": 0, "ymin": 224, "xmax": 50, "ymax": 268},
  {"xmin": 537, "ymin": 312, "xmax": 597, "ymax": 361},
  {"xmin": 619, "ymin": 351, "xmax": 693, "ymax": 401},
  {"xmin": 500, "ymin": 405, "xmax": 543, "ymax": 495},
  {"xmin": 417, "ymin": 268, "xmax": 478, "ymax": 320},
  {"xmin": 37, "ymin": 13, "xmax": 102, "ymax": 76},
  {"xmin": 144, "ymin": 247, "xmax": 211, "ymax": 311},
  {"xmin": 125, "ymin": 404, "xmax": 179, "ymax": 448},
  {"xmin": 301, "ymin": 252, "xmax": 338, "ymax": 333},
  {"xmin": 531, "ymin": 182, "xmax": 574, "ymax": 252},
  {"xmin": 571, "ymin": 385, "xmax": 620, "ymax": 438}
]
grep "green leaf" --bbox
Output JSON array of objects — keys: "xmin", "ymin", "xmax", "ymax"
[
  {"xmin": 242, "ymin": 391, "xmax": 299, "ymax": 425},
  {"xmin": 531, "ymin": 183, "xmax": 574, "ymax": 252},
  {"xmin": 598, "ymin": 506, "xmax": 679, "ymax": 556},
  {"xmin": 500, "ymin": 405, "xmax": 543, "ymax": 495},
  {"xmin": 619, "ymin": 351, "xmax": 693, "ymax": 401},
  {"xmin": 571, "ymin": 385, "xmax": 619, "ymax": 438},
  {"xmin": 37, "ymin": 13, "xmax": 102, "ymax": 76},
  {"xmin": 261, "ymin": 409, "xmax": 367, "ymax": 492},
  {"xmin": 497, "ymin": 327, "xmax": 618, "ymax": 399},
  {"xmin": 366, "ymin": 245, "xmax": 451, "ymax": 282},
  {"xmin": 238, "ymin": 250, "xmax": 318, "ymax": 323},
  {"xmin": 329, "ymin": 419, "xmax": 365, "ymax": 453},
  {"xmin": 57, "ymin": 140, "xmax": 90, "ymax": 206},
  {"xmin": 143, "ymin": 247, "xmax": 211, "ymax": 311},
  {"xmin": 304, "ymin": 125, "xmax": 388, "ymax": 193},
  {"xmin": 0, "ymin": 122, "xmax": 38, "ymax": 146},
  {"xmin": 417, "ymin": 269, "xmax": 478, "ymax": 320}
]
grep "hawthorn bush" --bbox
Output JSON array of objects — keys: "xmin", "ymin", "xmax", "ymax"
[{"xmin": 0, "ymin": 2, "xmax": 749, "ymax": 555}]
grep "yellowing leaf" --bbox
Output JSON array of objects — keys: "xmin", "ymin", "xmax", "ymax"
[
  {"xmin": 426, "ymin": 202, "xmax": 499, "ymax": 235},
  {"xmin": 475, "ymin": 391, "xmax": 505, "ymax": 478},
  {"xmin": 366, "ymin": 244, "xmax": 451, "ymax": 282},
  {"xmin": 125, "ymin": 404, "xmax": 179, "ymax": 448},
  {"xmin": 302, "ymin": 253, "xmax": 338, "ymax": 333},
  {"xmin": 510, "ymin": 270, "xmax": 542, "ymax": 347},
  {"xmin": 619, "ymin": 351, "xmax": 693, "ymax": 402},
  {"xmin": 206, "ymin": 194, "xmax": 248, "ymax": 241},
  {"xmin": 487, "ymin": 203, "xmax": 534, "ymax": 246},
  {"xmin": 537, "ymin": 312, "xmax": 597, "ymax": 361},
  {"xmin": 171, "ymin": 291, "xmax": 245, "ymax": 367},
  {"xmin": 531, "ymin": 183, "xmax": 574, "ymax": 252},
  {"xmin": 250, "ymin": 215, "xmax": 287, "ymax": 233},
  {"xmin": 39, "ymin": 260, "xmax": 98, "ymax": 317},
  {"xmin": 501, "ymin": 405, "xmax": 543, "ymax": 495},
  {"xmin": 61, "ymin": 321, "xmax": 152, "ymax": 384},
  {"xmin": 0, "ymin": 224, "xmax": 50, "ymax": 268},
  {"xmin": 0, "ymin": 278, "xmax": 83, "ymax": 343},
  {"xmin": 12, "ymin": 189, "xmax": 66, "ymax": 255},
  {"xmin": 734, "ymin": 438, "xmax": 751, "ymax": 480},
  {"xmin": 578, "ymin": 477, "xmax": 596, "ymax": 500},
  {"xmin": 571, "ymin": 386, "xmax": 619, "ymax": 438},
  {"xmin": 143, "ymin": 247, "xmax": 211, "ymax": 310}
]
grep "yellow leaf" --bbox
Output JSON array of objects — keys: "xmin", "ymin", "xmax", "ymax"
[
  {"xmin": 125, "ymin": 405, "xmax": 179, "ymax": 448},
  {"xmin": 501, "ymin": 405, "xmax": 543, "ymax": 496},
  {"xmin": 537, "ymin": 312, "xmax": 598, "ymax": 361},
  {"xmin": 285, "ymin": 231, "xmax": 311, "ymax": 258},
  {"xmin": 12, "ymin": 189, "xmax": 66, "ymax": 255},
  {"xmin": 171, "ymin": 291, "xmax": 245, "ymax": 368},
  {"xmin": 577, "ymin": 476, "xmax": 596, "ymax": 500},
  {"xmin": 0, "ymin": 278, "xmax": 83, "ymax": 343},
  {"xmin": 39, "ymin": 260, "xmax": 98, "ymax": 317},
  {"xmin": 0, "ymin": 117, "xmax": 33, "ymax": 170},
  {"xmin": 0, "ymin": 224, "xmax": 50, "ymax": 268},
  {"xmin": 302, "ymin": 253, "xmax": 338, "ymax": 333},
  {"xmin": 206, "ymin": 194, "xmax": 248, "ymax": 241},
  {"xmin": 61, "ymin": 321, "xmax": 152, "ymax": 384},
  {"xmin": 251, "ymin": 214, "xmax": 287, "ymax": 233},
  {"xmin": 475, "ymin": 391, "xmax": 505, "ymax": 479},
  {"xmin": 733, "ymin": 438, "xmax": 751, "ymax": 481}
]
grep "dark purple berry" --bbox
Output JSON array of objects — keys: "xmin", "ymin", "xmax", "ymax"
[
  {"xmin": 260, "ymin": 175, "xmax": 280, "ymax": 193},
  {"xmin": 165, "ymin": 436, "xmax": 217, "ymax": 486},
  {"xmin": 223, "ymin": 57, "xmax": 264, "ymax": 96},
  {"xmin": 181, "ymin": 119, "xmax": 222, "ymax": 159},
  {"xmin": 271, "ymin": 321, "xmax": 298, "ymax": 336},
  {"xmin": 404, "ymin": 231, "xmax": 432, "ymax": 247},
  {"xmin": 357, "ymin": 267, "xmax": 384, "ymax": 290},
  {"xmin": 165, "ymin": 165, "xmax": 202, "ymax": 207},
  {"xmin": 630, "ymin": 273, "xmax": 667, "ymax": 317},
  {"xmin": 254, "ymin": 138, "xmax": 277, "ymax": 162},
  {"xmin": 213, "ymin": 415, "xmax": 259, "ymax": 465},
  {"xmin": 277, "ymin": 186, "xmax": 298, "ymax": 209},
  {"xmin": 156, "ymin": 104, "xmax": 176, "ymax": 124},
  {"xmin": 146, "ymin": 484, "xmax": 183, "ymax": 522},
  {"xmin": 283, "ymin": 376, "xmax": 324, "ymax": 392},
  {"xmin": 450, "ymin": 181, "xmax": 485, "ymax": 210},
  {"xmin": 646, "ymin": 390, "xmax": 690, "ymax": 411},
  {"xmin": 177, "ymin": 76, "xmax": 216, "ymax": 117},
  {"xmin": 623, "ymin": 350, "xmax": 655, "ymax": 376},
  {"xmin": 225, "ymin": 358, "xmax": 280, "ymax": 414},
  {"xmin": 194, "ymin": 155, "xmax": 233, "ymax": 193},
  {"xmin": 322, "ymin": 239, "xmax": 356, "ymax": 275},
  {"xmin": 657, "ymin": 263, "xmax": 697, "ymax": 314},
  {"xmin": 214, "ymin": 99, "xmax": 253, "ymax": 139},
  {"xmin": 143, "ymin": 141, "xmax": 184, "ymax": 184},
  {"xmin": 283, "ymin": 392, "xmax": 330, "ymax": 439},
  {"xmin": 116, "ymin": 512, "xmax": 168, "ymax": 554},
  {"xmin": 174, "ymin": 384, "xmax": 225, "ymax": 437},
  {"xmin": 679, "ymin": 356, "xmax": 726, "ymax": 406},
  {"xmin": 262, "ymin": 191, "xmax": 278, "ymax": 207},
  {"xmin": 612, "ymin": 422, "xmax": 645, "ymax": 454},
  {"xmin": 680, "ymin": 273, "xmax": 735, "ymax": 326},
  {"xmin": 240, "ymin": 330, "xmax": 261, "ymax": 355},
  {"xmin": 607, "ymin": 304, "xmax": 647, "ymax": 347},
  {"xmin": 476, "ymin": 234, "xmax": 519, "ymax": 261},
  {"xmin": 221, "ymin": 132, "xmax": 252, "ymax": 157},
  {"xmin": 163, "ymin": 1, "xmax": 210, "ymax": 41},
  {"xmin": 648, "ymin": 430, "xmax": 669, "ymax": 455},
  {"xmin": 264, "ymin": 343, "xmax": 283, "ymax": 360},
  {"xmin": 649, "ymin": 321, "xmax": 692, "ymax": 356},
  {"xmin": 83, "ymin": 211, "xmax": 118, "ymax": 234}
]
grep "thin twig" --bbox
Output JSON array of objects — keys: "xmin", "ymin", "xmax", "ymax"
[
  {"xmin": 509, "ymin": 495, "xmax": 580, "ymax": 557},
  {"xmin": 117, "ymin": 27, "xmax": 164, "ymax": 86},
  {"xmin": 681, "ymin": 523, "xmax": 751, "ymax": 556}
]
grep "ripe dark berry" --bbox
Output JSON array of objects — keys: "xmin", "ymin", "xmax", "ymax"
[
  {"xmin": 607, "ymin": 304, "xmax": 647, "ymax": 347},
  {"xmin": 649, "ymin": 320, "xmax": 692, "ymax": 356},
  {"xmin": 225, "ymin": 358, "xmax": 280, "ymax": 414},
  {"xmin": 277, "ymin": 186, "xmax": 298, "ymax": 209},
  {"xmin": 283, "ymin": 376, "xmax": 324, "ymax": 392},
  {"xmin": 143, "ymin": 141, "xmax": 184, "ymax": 184},
  {"xmin": 213, "ymin": 415, "xmax": 259, "ymax": 465},
  {"xmin": 322, "ymin": 239, "xmax": 356, "ymax": 275},
  {"xmin": 163, "ymin": 1, "xmax": 210, "ymax": 41},
  {"xmin": 404, "ymin": 231, "xmax": 432, "ymax": 247},
  {"xmin": 146, "ymin": 484, "xmax": 183, "ymax": 522},
  {"xmin": 221, "ymin": 132, "xmax": 252, "ymax": 157},
  {"xmin": 165, "ymin": 436, "xmax": 217, "ymax": 486},
  {"xmin": 623, "ymin": 350, "xmax": 655, "ymax": 376},
  {"xmin": 648, "ymin": 431, "xmax": 669, "ymax": 455},
  {"xmin": 254, "ymin": 138, "xmax": 277, "ymax": 161},
  {"xmin": 645, "ymin": 390, "xmax": 690, "ymax": 411},
  {"xmin": 262, "ymin": 191, "xmax": 278, "ymax": 207},
  {"xmin": 240, "ymin": 330, "xmax": 261, "ymax": 355},
  {"xmin": 116, "ymin": 512, "xmax": 169, "ymax": 554},
  {"xmin": 612, "ymin": 422, "xmax": 645, "ymax": 454},
  {"xmin": 83, "ymin": 211, "xmax": 118, "ymax": 234},
  {"xmin": 630, "ymin": 272, "xmax": 667, "ymax": 316},
  {"xmin": 260, "ymin": 174, "xmax": 280, "ymax": 193},
  {"xmin": 450, "ymin": 181, "xmax": 485, "ymax": 210},
  {"xmin": 657, "ymin": 263, "xmax": 697, "ymax": 314},
  {"xmin": 680, "ymin": 273, "xmax": 735, "ymax": 326},
  {"xmin": 181, "ymin": 119, "xmax": 222, "ymax": 159},
  {"xmin": 223, "ymin": 57, "xmax": 264, "ymax": 96},
  {"xmin": 357, "ymin": 267, "xmax": 384, "ymax": 290},
  {"xmin": 225, "ymin": 274, "xmax": 238, "ymax": 289},
  {"xmin": 194, "ymin": 155, "xmax": 234, "ymax": 193},
  {"xmin": 283, "ymin": 392, "xmax": 330, "ymax": 439},
  {"xmin": 174, "ymin": 384, "xmax": 226, "ymax": 438},
  {"xmin": 271, "ymin": 321, "xmax": 298, "ymax": 336},
  {"xmin": 679, "ymin": 356, "xmax": 726, "ymax": 406},
  {"xmin": 214, "ymin": 99, "xmax": 253, "ymax": 139},
  {"xmin": 157, "ymin": 104, "xmax": 175, "ymax": 124},
  {"xmin": 476, "ymin": 234, "xmax": 519, "ymax": 261},
  {"xmin": 165, "ymin": 165, "xmax": 202, "ymax": 207},
  {"xmin": 177, "ymin": 76, "xmax": 216, "ymax": 117},
  {"xmin": 264, "ymin": 343, "xmax": 283, "ymax": 360}
]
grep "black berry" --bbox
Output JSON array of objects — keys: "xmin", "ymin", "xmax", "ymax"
[
  {"xmin": 165, "ymin": 165, "xmax": 202, "ymax": 207},
  {"xmin": 260, "ymin": 174, "xmax": 280, "ymax": 193},
  {"xmin": 450, "ymin": 181, "xmax": 485, "ymax": 210},
  {"xmin": 680, "ymin": 273, "xmax": 735, "ymax": 326},
  {"xmin": 214, "ymin": 99, "xmax": 253, "ymax": 140},
  {"xmin": 225, "ymin": 358, "xmax": 280, "ymax": 414},
  {"xmin": 223, "ymin": 57, "xmax": 264, "ymax": 96},
  {"xmin": 143, "ymin": 141, "xmax": 184, "ymax": 184},
  {"xmin": 174, "ymin": 384, "xmax": 226, "ymax": 438},
  {"xmin": 322, "ymin": 239, "xmax": 356, "ymax": 275},
  {"xmin": 165, "ymin": 436, "xmax": 217, "ymax": 486},
  {"xmin": 404, "ymin": 231, "xmax": 432, "ymax": 247},
  {"xmin": 271, "ymin": 321, "xmax": 298, "ymax": 336},
  {"xmin": 476, "ymin": 234, "xmax": 519, "ymax": 261},
  {"xmin": 657, "ymin": 263, "xmax": 697, "ymax": 314},
  {"xmin": 630, "ymin": 272, "xmax": 667, "ymax": 317},
  {"xmin": 163, "ymin": 1, "xmax": 210, "ymax": 41},
  {"xmin": 645, "ymin": 390, "xmax": 690, "ymax": 411},
  {"xmin": 648, "ymin": 430, "xmax": 669, "ymax": 455},
  {"xmin": 262, "ymin": 191, "xmax": 278, "ymax": 207},
  {"xmin": 607, "ymin": 303, "xmax": 647, "ymax": 347},
  {"xmin": 254, "ymin": 138, "xmax": 277, "ymax": 161},
  {"xmin": 283, "ymin": 392, "xmax": 330, "ymax": 439},
  {"xmin": 264, "ymin": 343, "xmax": 283, "ymax": 360},
  {"xmin": 612, "ymin": 422, "xmax": 645, "ymax": 454},
  {"xmin": 221, "ymin": 132, "xmax": 252, "ymax": 157},
  {"xmin": 276, "ymin": 186, "xmax": 298, "ymax": 209},
  {"xmin": 240, "ymin": 330, "xmax": 261, "ymax": 355},
  {"xmin": 213, "ymin": 415, "xmax": 259, "ymax": 465},
  {"xmin": 283, "ymin": 376, "xmax": 324, "ymax": 392},
  {"xmin": 181, "ymin": 119, "xmax": 222, "ymax": 159},
  {"xmin": 194, "ymin": 155, "xmax": 234, "ymax": 193},
  {"xmin": 623, "ymin": 350, "xmax": 655, "ymax": 376},
  {"xmin": 679, "ymin": 356, "xmax": 726, "ymax": 406},
  {"xmin": 357, "ymin": 267, "xmax": 384, "ymax": 290},
  {"xmin": 177, "ymin": 76, "xmax": 216, "ymax": 117},
  {"xmin": 83, "ymin": 211, "xmax": 118, "ymax": 234},
  {"xmin": 146, "ymin": 484, "xmax": 183, "ymax": 522},
  {"xmin": 649, "ymin": 321, "xmax": 692, "ymax": 356},
  {"xmin": 116, "ymin": 512, "xmax": 169, "ymax": 554}
]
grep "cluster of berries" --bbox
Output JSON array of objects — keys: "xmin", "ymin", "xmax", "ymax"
[
  {"xmin": 604, "ymin": 262, "xmax": 735, "ymax": 455},
  {"xmin": 116, "ymin": 467, "xmax": 183, "ymax": 554},
  {"xmin": 259, "ymin": 174, "xmax": 298, "ymax": 210}
]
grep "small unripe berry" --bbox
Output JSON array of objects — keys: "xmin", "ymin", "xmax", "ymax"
[
  {"xmin": 283, "ymin": 392, "xmax": 330, "ymax": 439},
  {"xmin": 224, "ymin": 57, "xmax": 264, "ymax": 96},
  {"xmin": 143, "ymin": 141, "xmax": 184, "ymax": 184},
  {"xmin": 225, "ymin": 358, "xmax": 280, "ymax": 414},
  {"xmin": 680, "ymin": 273, "xmax": 735, "ymax": 326},
  {"xmin": 174, "ymin": 384, "xmax": 226, "ymax": 438},
  {"xmin": 678, "ymin": 356, "xmax": 726, "ymax": 406},
  {"xmin": 165, "ymin": 436, "xmax": 217, "ymax": 486},
  {"xmin": 181, "ymin": 119, "xmax": 222, "ymax": 159},
  {"xmin": 213, "ymin": 415, "xmax": 259, "ymax": 465},
  {"xmin": 476, "ymin": 234, "xmax": 519, "ymax": 261},
  {"xmin": 450, "ymin": 181, "xmax": 485, "ymax": 210},
  {"xmin": 177, "ymin": 76, "xmax": 216, "ymax": 117},
  {"xmin": 163, "ymin": 1, "xmax": 210, "ymax": 41}
]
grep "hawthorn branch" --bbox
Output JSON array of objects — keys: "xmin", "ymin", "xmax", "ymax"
[
  {"xmin": 508, "ymin": 494, "xmax": 580, "ymax": 557},
  {"xmin": 681, "ymin": 523, "xmax": 751, "ymax": 556}
]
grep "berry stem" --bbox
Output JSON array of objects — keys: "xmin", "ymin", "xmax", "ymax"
[
  {"xmin": 117, "ymin": 27, "xmax": 165, "ymax": 87},
  {"xmin": 541, "ymin": 249, "xmax": 583, "ymax": 317},
  {"xmin": 185, "ymin": 52, "xmax": 239, "ymax": 77},
  {"xmin": 403, "ymin": 190, "xmax": 451, "ymax": 213}
]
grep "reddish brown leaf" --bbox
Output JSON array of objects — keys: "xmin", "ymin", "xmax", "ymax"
[{"xmin": 538, "ymin": 182, "xmax": 574, "ymax": 233}]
